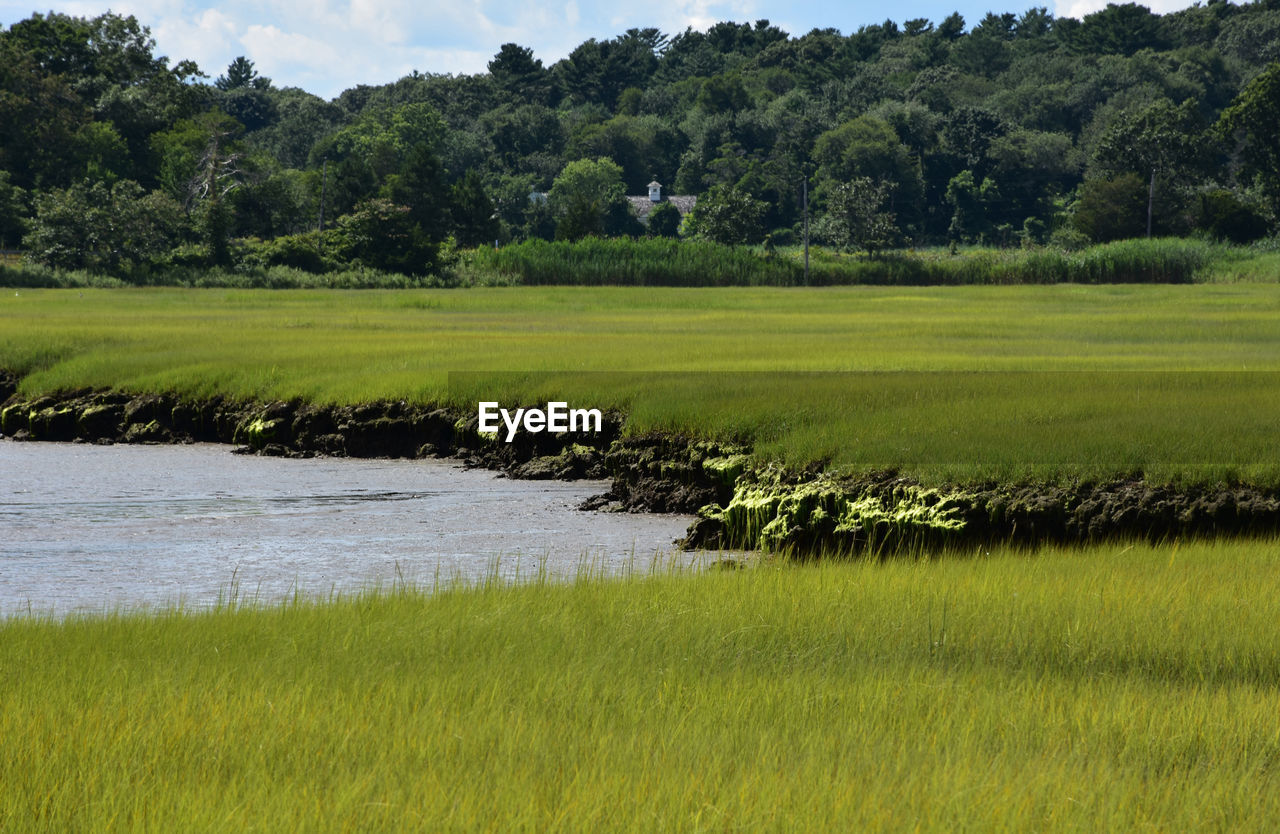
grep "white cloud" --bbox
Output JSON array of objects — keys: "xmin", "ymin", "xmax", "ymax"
[
  {"xmin": 0, "ymin": 0, "xmax": 786, "ymax": 98},
  {"xmin": 152, "ymin": 8, "xmax": 239, "ymax": 77},
  {"xmin": 1055, "ymin": 0, "xmax": 1197, "ymax": 21},
  {"xmin": 241, "ymin": 24, "xmax": 342, "ymax": 73}
]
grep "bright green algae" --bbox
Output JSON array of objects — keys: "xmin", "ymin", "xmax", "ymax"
[{"xmin": 706, "ymin": 468, "xmax": 970, "ymax": 553}]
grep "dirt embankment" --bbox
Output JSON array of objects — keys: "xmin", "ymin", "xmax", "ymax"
[
  {"xmin": 682, "ymin": 467, "xmax": 1280, "ymax": 554},
  {"xmin": 0, "ymin": 382, "xmax": 741, "ymax": 517},
  {"xmin": 5, "ymin": 377, "xmax": 1280, "ymax": 555}
]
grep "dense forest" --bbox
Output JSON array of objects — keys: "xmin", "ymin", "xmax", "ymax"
[{"xmin": 2, "ymin": 2, "xmax": 1279, "ymax": 280}]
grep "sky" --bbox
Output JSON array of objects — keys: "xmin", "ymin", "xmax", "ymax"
[{"xmin": 1, "ymin": 0, "xmax": 1205, "ymax": 99}]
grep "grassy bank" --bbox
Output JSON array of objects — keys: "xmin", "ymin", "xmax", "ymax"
[
  {"xmin": 3, "ymin": 541, "xmax": 1279, "ymax": 830},
  {"xmin": 7, "ymin": 237, "xmax": 1278, "ymax": 290},
  {"xmin": 4, "ymin": 284, "xmax": 1280, "ymax": 482},
  {"xmin": 459, "ymin": 237, "xmax": 1235, "ymax": 287}
]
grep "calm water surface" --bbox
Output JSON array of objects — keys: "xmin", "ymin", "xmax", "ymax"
[{"xmin": 0, "ymin": 440, "xmax": 698, "ymax": 617}]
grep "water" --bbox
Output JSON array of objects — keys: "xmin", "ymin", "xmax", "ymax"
[{"xmin": 0, "ymin": 440, "xmax": 699, "ymax": 617}]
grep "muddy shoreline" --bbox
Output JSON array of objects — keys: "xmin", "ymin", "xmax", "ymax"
[
  {"xmin": 0, "ymin": 375, "xmax": 742, "ymax": 519},
  {"xmin": 5, "ymin": 371, "xmax": 1280, "ymax": 555}
]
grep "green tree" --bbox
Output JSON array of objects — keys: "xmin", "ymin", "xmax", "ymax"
[
  {"xmin": 450, "ymin": 170, "xmax": 499, "ymax": 247},
  {"xmin": 218, "ymin": 88, "xmax": 278, "ymax": 133},
  {"xmin": 813, "ymin": 115, "xmax": 924, "ymax": 230},
  {"xmin": 1218, "ymin": 62, "xmax": 1280, "ymax": 224},
  {"xmin": 25, "ymin": 179, "xmax": 183, "ymax": 275},
  {"xmin": 387, "ymin": 142, "xmax": 449, "ymax": 238},
  {"xmin": 334, "ymin": 198, "xmax": 433, "ymax": 275},
  {"xmin": 815, "ymin": 177, "xmax": 900, "ymax": 255},
  {"xmin": 216, "ymin": 56, "xmax": 271, "ymax": 91},
  {"xmin": 1, "ymin": 12, "xmax": 201, "ymax": 186},
  {"xmin": 0, "ymin": 171, "xmax": 28, "ymax": 248},
  {"xmin": 187, "ymin": 115, "xmax": 245, "ymax": 266},
  {"xmin": 1071, "ymin": 174, "xmax": 1149, "ymax": 242},
  {"xmin": 687, "ymin": 184, "xmax": 767, "ymax": 245},
  {"xmin": 549, "ymin": 157, "xmax": 635, "ymax": 239},
  {"xmin": 567, "ymin": 115, "xmax": 684, "ymax": 192},
  {"xmin": 945, "ymin": 169, "xmax": 981, "ymax": 243},
  {"xmin": 1196, "ymin": 189, "xmax": 1270, "ymax": 243},
  {"xmin": 1059, "ymin": 3, "xmax": 1171, "ymax": 56},
  {"xmin": 697, "ymin": 73, "xmax": 750, "ymax": 114},
  {"xmin": 556, "ymin": 33, "xmax": 658, "ymax": 109},
  {"xmin": 646, "ymin": 201, "xmax": 682, "ymax": 237},
  {"xmin": 488, "ymin": 43, "xmax": 552, "ymax": 105},
  {"xmin": 1094, "ymin": 98, "xmax": 1208, "ymax": 236},
  {"xmin": 481, "ymin": 103, "xmax": 565, "ymax": 170},
  {"xmin": 0, "ymin": 45, "xmax": 85, "ymax": 189},
  {"xmin": 312, "ymin": 103, "xmax": 447, "ymax": 181},
  {"xmin": 246, "ymin": 88, "xmax": 343, "ymax": 169},
  {"xmin": 231, "ymin": 169, "xmax": 310, "ymax": 239}
]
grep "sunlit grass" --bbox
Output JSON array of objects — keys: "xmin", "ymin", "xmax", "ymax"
[
  {"xmin": 3, "ymin": 540, "xmax": 1279, "ymax": 831},
  {"xmin": 3, "ymin": 284, "xmax": 1280, "ymax": 481}
]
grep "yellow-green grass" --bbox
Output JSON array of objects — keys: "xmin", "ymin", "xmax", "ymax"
[
  {"xmin": 1202, "ymin": 249, "xmax": 1280, "ymax": 284},
  {"xmin": 3, "ymin": 540, "xmax": 1279, "ymax": 831},
  {"xmin": 4, "ymin": 284, "xmax": 1280, "ymax": 482}
]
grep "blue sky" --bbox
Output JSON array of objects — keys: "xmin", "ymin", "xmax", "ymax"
[{"xmin": 1, "ymin": 0, "xmax": 1200, "ymax": 99}]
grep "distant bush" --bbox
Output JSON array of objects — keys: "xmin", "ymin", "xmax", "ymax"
[
  {"xmin": 0, "ymin": 259, "xmax": 450, "ymax": 289},
  {"xmin": 1197, "ymin": 190, "xmax": 1271, "ymax": 244},
  {"xmin": 0, "ymin": 261, "xmax": 128, "ymax": 288},
  {"xmin": 238, "ymin": 232, "xmax": 337, "ymax": 274}
]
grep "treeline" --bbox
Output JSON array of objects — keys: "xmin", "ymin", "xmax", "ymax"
[{"xmin": 1, "ymin": 3, "xmax": 1279, "ymax": 282}]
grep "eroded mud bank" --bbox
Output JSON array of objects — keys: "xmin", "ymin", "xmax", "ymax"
[
  {"xmin": 684, "ymin": 467, "xmax": 1280, "ymax": 554},
  {"xmin": 0, "ymin": 380, "xmax": 743, "ymax": 518},
  {"xmin": 5, "ymin": 374, "xmax": 1280, "ymax": 556}
]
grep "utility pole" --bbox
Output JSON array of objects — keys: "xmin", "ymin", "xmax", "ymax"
[
  {"xmin": 803, "ymin": 176, "xmax": 810, "ymax": 285},
  {"xmin": 1146, "ymin": 168, "xmax": 1155, "ymax": 238},
  {"xmin": 317, "ymin": 159, "xmax": 329, "ymax": 233}
]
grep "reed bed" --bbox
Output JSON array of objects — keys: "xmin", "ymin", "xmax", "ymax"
[
  {"xmin": 461, "ymin": 237, "xmax": 1236, "ymax": 287},
  {"xmin": 8, "ymin": 237, "xmax": 1270, "ymax": 290}
]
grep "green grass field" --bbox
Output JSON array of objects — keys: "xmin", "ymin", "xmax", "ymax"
[
  {"xmin": 3, "ymin": 541, "xmax": 1279, "ymax": 831},
  {"xmin": 4, "ymin": 283, "xmax": 1280, "ymax": 481},
  {"xmin": 5, "ymin": 284, "xmax": 1280, "ymax": 829}
]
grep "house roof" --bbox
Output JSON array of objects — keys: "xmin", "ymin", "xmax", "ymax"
[{"xmin": 627, "ymin": 194, "xmax": 698, "ymax": 218}]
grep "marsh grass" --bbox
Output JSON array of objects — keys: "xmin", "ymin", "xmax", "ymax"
[
  {"xmin": 459, "ymin": 238, "xmax": 1236, "ymax": 287},
  {"xmin": 4, "ymin": 284, "xmax": 1280, "ymax": 483},
  {"xmin": 9, "ymin": 238, "xmax": 1255, "ymax": 292},
  {"xmin": 0, "ymin": 261, "xmax": 449, "ymax": 290},
  {"xmin": 3, "ymin": 540, "xmax": 1279, "ymax": 831}
]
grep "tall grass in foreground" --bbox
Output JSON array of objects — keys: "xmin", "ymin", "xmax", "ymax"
[{"xmin": 2, "ymin": 540, "xmax": 1279, "ymax": 831}]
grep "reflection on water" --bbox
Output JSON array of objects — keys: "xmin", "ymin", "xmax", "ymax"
[{"xmin": 0, "ymin": 440, "xmax": 697, "ymax": 617}]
